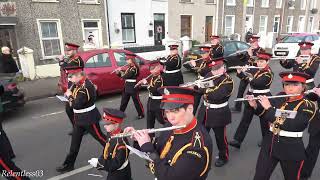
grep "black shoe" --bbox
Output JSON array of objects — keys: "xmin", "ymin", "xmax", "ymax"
[
  {"xmin": 56, "ymin": 164, "xmax": 74, "ymax": 173},
  {"xmin": 257, "ymin": 140, "xmax": 262, "ymax": 147},
  {"xmin": 9, "ymin": 154, "xmax": 16, "ymax": 159},
  {"xmin": 83, "ymin": 130, "xmax": 88, "ymax": 135},
  {"xmin": 215, "ymin": 158, "xmax": 228, "ymax": 167},
  {"xmin": 229, "ymin": 140, "xmax": 241, "ymax": 149},
  {"xmin": 231, "ymin": 107, "xmax": 241, "ymax": 113},
  {"xmin": 137, "ymin": 114, "xmax": 145, "ymax": 119},
  {"xmin": 68, "ymin": 131, "xmax": 73, "ymax": 136}
]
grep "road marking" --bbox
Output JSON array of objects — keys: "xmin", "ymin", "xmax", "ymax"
[
  {"xmin": 47, "ymin": 165, "xmax": 93, "ymax": 180},
  {"xmin": 32, "ymin": 111, "xmax": 64, "ymax": 119}
]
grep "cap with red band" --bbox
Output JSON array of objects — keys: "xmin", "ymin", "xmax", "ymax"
[
  {"xmin": 208, "ymin": 57, "xmax": 225, "ymax": 68},
  {"xmin": 102, "ymin": 108, "xmax": 126, "ymax": 124},
  {"xmin": 298, "ymin": 41, "xmax": 314, "ymax": 50},
  {"xmin": 125, "ymin": 52, "xmax": 137, "ymax": 60},
  {"xmin": 65, "ymin": 43, "xmax": 80, "ymax": 51},
  {"xmin": 210, "ymin": 35, "xmax": 220, "ymax": 39},
  {"xmin": 168, "ymin": 44, "xmax": 179, "ymax": 50},
  {"xmin": 158, "ymin": 86, "xmax": 195, "ymax": 110},
  {"xmin": 279, "ymin": 71, "xmax": 310, "ymax": 83},
  {"xmin": 249, "ymin": 35, "xmax": 260, "ymax": 43},
  {"xmin": 257, "ymin": 52, "xmax": 272, "ymax": 61}
]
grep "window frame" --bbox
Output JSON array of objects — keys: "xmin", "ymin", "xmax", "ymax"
[
  {"xmin": 226, "ymin": 0, "xmax": 236, "ymax": 6},
  {"xmin": 31, "ymin": 0, "xmax": 59, "ymax": 2},
  {"xmin": 286, "ymin": 16, "xmax": 294, "ymax": 33},
  {"xmin": 273, "ymin": 15, "xmax": 280, "ymax": 33},
  {"xmin": 224, "ymin": 15, "xmax": 235, "ymax": 36},
  {"xmin": 298, "ymin": 16, "xmax": 305, "ymax": 32},
  {"xmin": 121, "ymin": 13, "xmax": 136, "ymax": 44},
  {"xmin": 307, "ymin": 16, "xmax": 314, "ymax": 32},
  {"xmin": 77, "ymin": 0, "xmax": 100, "ymax": 4},
  {"xmin": 81, "ymin": 19, "xmax": 103, "ymax": 48},
  {"xmin": 180, "ymin": 14, "xmax": 193, "ymax": 38},
  {"xmin": 36, "ymin": 19, "xmax": 64, "ymax": 60},
  {"xmin": 261, "ymin": 0, "xmax": 269, "ymax": 8},
  {"xmin": 276, "ymin": 0, "xmax": 282, "ymax": 8},
  {"xmin": 259, "ymin": 15, "xmax": 268, "ymax": 34},
  {"xmin": 247, "ymin": 0, "xmax": 254, "ymax": 7},
  {"xmin": 300, "ymin": 0, "xmax": 306, "ymax": 10}
]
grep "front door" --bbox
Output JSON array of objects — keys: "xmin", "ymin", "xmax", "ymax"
[
  {"xmin": 245, "ymin": 15, "xmax": 253, "ymax": 32},
  {"xmin": 154, "ymin": 14, "xmax": 165, "ymax": 45},
  {"xmin": 205, "ymin": 16, "xmax": 213, "ymax": 42},
  {"xmin": 0, "ymin": 26, "xmax": 17, "ymax": 56}
]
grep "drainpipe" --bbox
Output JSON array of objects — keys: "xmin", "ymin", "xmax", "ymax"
[
  {"xmin": 221, "ymin": 0, "xmax": 225, "ymax": 35},
  {"xmin": 215, "ymin": 0, "xmax": 219, "ymax": 35},
  {"xmin": 104, "ymin": 0, "xmax": 111, "ymax": 48}
]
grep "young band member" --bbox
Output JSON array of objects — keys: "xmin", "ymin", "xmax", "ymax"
[
  {"xmin": 88, "ymin": 108, "xmax": 132, "ymax": 180},
  {"xmin": 209, "ymin": 35, "xmax": 224, "ymax": 59},
  {"xmin": 280, "ymin": 41, "xmax": 320, "ymax": 90},
  {"xmin": 249, "ymin": 72, "xmax": 316, "ymax": 180},
  {"xmin": 199, "ymin": 58, "xmax": 233, "ymax": 167},
  {"xmin": 124, "ymin": 86, "xmax": 213, "ymax": 180},
  {"xmin": 229, "ymin": 52, "xmax": 273, "ymax": 149},
  {"xmin": 232, "ymin": 35, "xmax": 265, "ymax": 112},
  {"xmin": 56, "ymin": 64, "xmax": 107, "ymax": 173},
  {"xmin": 160, "ymin": 45, "xmax": 184, "ymax": 86},
  {"xmin": 116, "ymin": 53, "xmax": 144, "ymax": 119}
]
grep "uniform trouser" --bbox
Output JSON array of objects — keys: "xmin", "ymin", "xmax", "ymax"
[
  {"xmin": 253, "ymin": 146, "xmax": 304, "ymax": 180},
  {"xmin": 0, "ymin": 123, "xmax": 15, "ymax": 159},
  {"xmin": 301, "ymin": 131, "xmax": 320, "ymax": 178},
  {"xmin": 207, "ymin": 126, "xmax": 229, "ymax": 160},
  {"xmin": 233, "ymin": 105, "xmax": 269, "ymax": 143},
  {"xmin": 193, "ymin": 91, "xmax": 202, "ymax": 115},
  {"xmin": 63, "ymin": 123, "xmax": 107, "ymax": 166},
  {"xmin": 0, "ymin": 157, "xmax": 30, "ymax": 180},
  {"xmin": 120, "ymin": 91, "xmax": 144, "ymax": 116},
  {"xmin": 107, "ymin": 164, "xmax": 132, "ymax": 180},
  {"xmin": 147, "ymin": 102, "xmax": 165, "ymax": 130},
  {"xmin": 65, "ymin": 103, "xmax": 74, "ymax": 126},
  {"xmin": 234, "ymin": 80, "xmax": 249, "ymax": 110}
]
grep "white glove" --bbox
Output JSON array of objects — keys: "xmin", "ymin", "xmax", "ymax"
[{"xmin": 88, "ymin": 158, "xmax": 99, "ymax": 167}]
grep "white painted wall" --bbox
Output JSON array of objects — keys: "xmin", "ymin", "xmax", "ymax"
[{"xmin": 107, "ymin": 0, "xmax": 168, "ymax": 46}]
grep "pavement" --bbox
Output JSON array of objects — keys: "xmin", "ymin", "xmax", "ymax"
[{"xmin": 2, "ymin": 60, "xmax": 320, "ymax": 180}]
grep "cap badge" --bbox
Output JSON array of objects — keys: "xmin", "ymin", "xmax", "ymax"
[
  {"xmin": 164, "ymin": 88, "xmax": 170, "ymax": 95},
  {"xmin": 288, "ymin": 74, "xmax": 293, "ymax": 79}
]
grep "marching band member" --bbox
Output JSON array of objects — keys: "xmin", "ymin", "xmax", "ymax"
[
  {"xmin": 280, "ymin": 41, "xmax": 320, "ymax": 90},
  {"xmin": 160, "ymin": 45, "xmax": 184, "ymax": 86},
  {"xmin": 56, "ymin": 63, "xmax": 107, "ymax": 173},
  {"xmin": 232, "ymin": 35, "xmax": 265, "ymax": 112},
  {"xmin": 229, "ymin": 52, "xmax": 273, "ymax": 149},
  {"xmin": 209, "ymin": 35, "xmax": 224, "ymax": 59},
  {"xmin": 301, "ymin": 85, "xmax": 320, "ymax": 180},
  {"xmin": 89, "ymin": 108, "xmax": 132, "ymax": 180},
  {"xmin": 116, "ymin": 53, "xmax": 145, "ymax": 119},
  {"xmin": 199, "ymin": 57, "xmax": 234, "ymax": 167},
  {"xmin": 124, "ymin": 86, "xmax": 213, "ymax": 180},
  {"xmin": 250, "ymin": 72, "xmax": 316, "ymax": 180}
]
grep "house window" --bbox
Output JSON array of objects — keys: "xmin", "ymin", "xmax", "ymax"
[
  {"xmin": 261, "ymin": 0, "xmax": 269, "ymax": 7},
  {"xmin": 301, "ymin": 0, "xmax": 306, "ymax": 9},
  {"xmin": 276, "ymin": 0, "xmax": 282, "ymax": 8},
  {"xmin": 226, "ymin": 0, "xmax": 236, "ymax": 6},
  {"xmin": 310, "ymin": 0, "xmax": 316, "ymax": 9},
  {"xmin": 273, "ymin": 16, "xmax": 280, "ymax": 32},
  {"xmin": 180, "ymin": 0, "xmax": 192, "ymax": 3},
  {"xmin": 259, "ymin": 15, "xmax": 268, "ymax": 33},
  {"xmin": 121, "ymin": 13, "xmax": 136, "ymax": 43},
  {"xmin": 181, "ymin": 15, "xmax": 192, "ymax": 38},
  {"xmin": 286, "ymin": 16, "xmax": 294, "ymax": 33},
  {"xmin": 247, "ymin": 0, "xmax": 254, "ymax": 7},
  {"xmin": 298, "ymin": 16, "xmax": 305, "ymax": 32},
  {"xmin": 225, "ymin": 15, "xmax": 235, "ymax": 36},
  {"xmin": 32, "ymin": 0, "xmax": 59, "ymax": 2},
  {"xmin": 37, "ymin": 20, "xmax": 63, "ymax": 59},
  {"xmin": 307, "ymin": 16, "xmax": 314, "ymax": 32},
  {"xmin": 206, "ymin": 0, "xmax": 215, "ymax": 4},
  {"xmin": 82, "ymin": 19, "xmax": 102, "ymax": 48},
  {"xmin": 78, "ymin": 0, "xmax": 99, "ymax": 3}
]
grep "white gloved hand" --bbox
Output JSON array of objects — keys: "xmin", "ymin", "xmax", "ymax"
[{"xmin": 88, "ymin": 158, "xmax": 99, "ymax": 168}]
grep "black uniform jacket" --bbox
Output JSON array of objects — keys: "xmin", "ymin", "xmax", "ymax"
[
  {"xmin": 140, "ymin": 118, "xmax": 213, "ymax": 180},
  {"xmin": 117, "ymin": 65, "xmax": 139, "ymax": 94},
  {"xmin": 306, "ymin": 84, "xmax": 320, "ymax": 136},
  {"xmin": 239, "ymin": 47, "xmax": 265, "ymax": 66},
  {"xmin": 60, "ymin": 55, "xmax": 84, "ymax": 69},
  {"xmin": 147, "ymin": 74, "xmax": 164, "ymax": 111},
  {"xmin": 210, "ymin": 44, "xmax": 224, "ymax": 59},
  {"xmin": 202, "ymin": 73, "xmax": 234, "ymax": 127},
  {"xmin": 256, "ymin": 94, "xmax": 316, "ymax": 161},
  {"xmin": 195, "ymin": 57, "xmax": 212, "ymax": 79},
  {"xmin": 69, "ymin": 78, "xmax": 101, "ymax": 126},
  {"xmin": 160, "ymin": 54, "xmax": 184, "ymax": 86}
]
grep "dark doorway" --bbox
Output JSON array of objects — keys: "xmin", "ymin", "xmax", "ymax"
[
  {"xmin": 205, "ymin": 16, "xmax": 213, "ymax": 42},
  {"xmin": 154, "ymin": 13, "xmax": 165, "ymax": 45}
]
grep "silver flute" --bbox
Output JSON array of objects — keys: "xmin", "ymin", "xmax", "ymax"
[
  {"xmin": 234, "ymin": 94, "xmax": 301, "ymax": 102},
  {"xmin": 180, "ymin": 73, "xmax": 223, "ymax": 87},
  {"xmin": 111, "ymin": 125, "xmax": 186, "ymax": 139},
  {"xmin": 228, "ymin": 66, "xmax": 263, "ymax": 70}
]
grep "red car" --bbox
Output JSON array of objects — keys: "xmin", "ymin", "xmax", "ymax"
[{"xmin": 58, "ymin": 49, "xmax": 159, "ymax": 95}]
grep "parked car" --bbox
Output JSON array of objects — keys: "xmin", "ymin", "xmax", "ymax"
[
  {"xmin": 182, "ymin": 40, "xmax": 250, "ymax": 71},
  {"xmin": 273, "ymin": 33, "xmax": 320, "ymax": 60},
  {"xmin": 58, "ymin": 49, "xmax": 160, "ymax": 95},
  {"xmin": 0, "ymin": 73, "xmax": 25, "ymax": 112}
]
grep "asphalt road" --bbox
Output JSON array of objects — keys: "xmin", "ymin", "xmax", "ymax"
[{"xmin": 2, "ymin": 60, "xmax": 320, "ymax": 180}]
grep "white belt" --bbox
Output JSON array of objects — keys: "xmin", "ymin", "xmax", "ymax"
[
  {"xmin": 117, "ymin": 160, "xmax": 129, "ymax": 170},
  {"xmin": 249, "ymin": 88, "xmax": 270, "ymax": 94},
  {"xmin": 198, "ymin": 76, "xmax": 204, "ymax": 80},
  {"xmin": 73, "ymin": 104, "xmax": 96, "ymax": 113},
  {"xmin": 269, "ymin": 127, "xmax": 303, "ymax": 138},
  {"xmin": 149, "ymin": 94, "xmax": 162, "ymax": 99},
  {"xmin": 164, "ymin": 69, "xmax": 180, "ymax": 74},
  {"xmin": 204, "ymin": 101, "xmax": 228, "ymax": 109},
  {"xmin": 306, "ymin": 78, "xmax": 314, "ymax": 83},
  {"xmin": 125, "ymin": 79, "xmax": 136, "ymax": 82}
]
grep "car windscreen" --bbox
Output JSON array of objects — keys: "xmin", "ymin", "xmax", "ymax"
[{"xmin": 282, "ymin": 36, "xmax": 305, "ymax": 43}]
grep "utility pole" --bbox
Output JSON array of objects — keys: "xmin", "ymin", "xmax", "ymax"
[
  {"xmin": 241, "ymin": 0, "xmax": 247, "ymax": 41},
  {"xmin": 277, "ymin": 0, "xmax": 286, "ymax": 43}
]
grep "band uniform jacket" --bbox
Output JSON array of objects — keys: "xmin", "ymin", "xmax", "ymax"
[
  {"xmin": 210, "ymin": 44, "xmax": 224, "ymax": 59},
  {"xmin": 280, "ymin": 54, "xmax": 320, "ymax": 88},
  {"xmin": 68, "ymin": 78, "xmax": 101, "ymax": 126},
  {"xmin": 255, "ymin": 94, "xmax": 316, "ymax": 161},
  {"xmin": 147, "ymin": 74, "xmax": 164, "ymax": 111},
  {"xmin": 306, "ymin": 84, "xmax": 320, "ymax": 136},
  {"xmin": 160, "ymin": 54, "xmax": 184, "ymax": 86},
  {"xmin": 59, "ymin": 55, "xmax": 84, "ymax": 70},
  {"xmin": 117, "ymin": 65, "xmax": 139, "ymax": 94},
  {"xmin": 239, "ymin": 47, "xmax": 265, "ymax": 66},
  {"xmin": 140, "ymin": 118, "xmax": 213, "ymax": 180},
  {"xmin": 237, "ymin": 66, "xmax": 273, "ymax": 98},
  {"xmin": 195, "ymin": 57, "xmax": 212, "ymax": 79},
  {"xmin": 97, "ymin": 135, "xmax": 132, "ymax": 180},
  {"xmin": 202, "ymin": 73, "xmax": 234, "ymax": 128}
]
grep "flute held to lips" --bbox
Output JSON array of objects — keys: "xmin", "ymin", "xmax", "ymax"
[
  {"xmin": 228, "ymin": 66, "xmax": 263, "ymax": 70},
  {"xmin": 110, "ymin": 125, "xmax": 186, "ymax": 139},
  {"xmin": 234, "ymin": 94, "xmax": 301, "ymax": 102}
]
